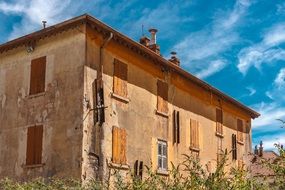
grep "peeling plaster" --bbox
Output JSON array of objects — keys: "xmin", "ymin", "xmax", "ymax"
[{"xmin": 1, "ymin": 94, "xmax": 6, "ymax": 109}]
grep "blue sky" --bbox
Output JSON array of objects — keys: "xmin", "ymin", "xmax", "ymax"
[{"xmin": 1, "ymin": 0, "xmax": 285, "ymax": 150}]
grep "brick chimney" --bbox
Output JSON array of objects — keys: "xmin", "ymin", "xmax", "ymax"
[
  {"xmin": 147, "ymin": 28, "xmax": 160, "ymax": 54},
  {"xmin": 258, "ymin": 141, "xmax": 263, "ymax": 157},
  {"xmin": 139, "ymin": 36, "xmax": 150, "ymax": 47},
  {"xmin": 168, "ymin": 51, "xmax": 180, "ymax": 66},
  {"xmin": 254, "ymin": 145, "xmax": 258, "ymax": 155}
]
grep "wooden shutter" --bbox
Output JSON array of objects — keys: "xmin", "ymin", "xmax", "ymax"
[
  {"xmin": 173, "ymin": 110, "xmax": 177, "ymax": 144},
  {"xmin": 34, "ymin": 125, "xmax": 43, "ymax": 164},
  {"xmin": 216, "ymin": 108, "xmax": 223, "ymax": 135},
  {"xmin": 157, "ymin": 80, "xmax": 168, "ymax": 113},
  {"xmin": 26, "ymin": 125, "xmax": 43, "ymax": 165},
  {"xmin": 190, "ymin": 119, "xmax": 199, "ymax": 149},
  {"xmin": 177, "ymin": 111, "xmax": 180, "ymax": 144},
  {"xmin": 26, "ymin": 126, "xmax": 35, "ymax": 165},
  {"xmin": 232, "ymin": 134, "xmax": 237, "ymax": 160},
  {"xmin": 112, "ymin": 126, "xmax": 120, "ymax": 164},
  {"xmin": 120, "ymin": 128, "xmax": 127, "ymax": 164},
  {"xmin": 112, "ymin": 126, "xmax": 127, "ymax": 164},
  {"xmin": 173, "ymin": 110, "xmax": 180, "ymax": 144},
  {"xmin": 30, "ymin": 56, "xmax": 46, "ymax": 95},
  {"xmin": 113, "ymin": 59, "xmax": 128, "ymax": 98},
  {"xmin": 139, "ymin": 161, "xmax": 143, "ymax": 179},
  {"xmin": 196, "ymin": 122, "xmax": 199, "ymax": 149},
  {"xmin": 237, "ymin": 119, "xmax": 243, "ymax": 142}
]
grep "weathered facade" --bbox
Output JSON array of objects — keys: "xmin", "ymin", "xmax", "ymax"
[{"xmin": 0, "ymin": 14, "xmax": 259, "ymax": 181}]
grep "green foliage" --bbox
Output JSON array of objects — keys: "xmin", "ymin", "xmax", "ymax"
[{"xmin": 1, "ymin": 148, "xmax": 284, "ymax": 190}]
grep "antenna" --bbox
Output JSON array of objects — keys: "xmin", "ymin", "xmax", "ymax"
[
  {"xmin": 42, "ymin": 21, "xmax": 47, "ymax": 29},
  {"xmin": 141, "ymin": 24, "xmax": 144, "ymax": 36}
]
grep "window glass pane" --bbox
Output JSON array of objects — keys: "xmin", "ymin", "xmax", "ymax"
[
  {"xmin": 158, "ymin": 157, "xmax": 162, "ymax": 168},
  {"xmin": 163, "ymin": 157, "xmax": 167, "ymax": 170},
  {"xmin": 163, "ymin": 145, "xmax": 167, "ymax": 156},
  {"xmin": 158, "ymin": 144, "xmax": 162, "ymax": 155}
]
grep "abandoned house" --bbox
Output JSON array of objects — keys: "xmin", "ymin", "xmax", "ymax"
[{"xmin": 0, "ymin": 14, "xmax": 260, "ymax": 181}]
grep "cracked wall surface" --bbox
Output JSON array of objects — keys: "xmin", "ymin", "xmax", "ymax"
[
  {"xmin": 0, "ymin": 26, "xmax": 86, "ymax": 181},
  {"xmin": 0, "ymin": 22, "xmax": 253, "ymax": 182},
  {"xmin": 84, "ymin": 26, "xmax": 253, "ymax": 180}
]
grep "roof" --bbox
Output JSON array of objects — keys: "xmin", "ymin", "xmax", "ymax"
[
  {"xmin": 250, "ymin": 151, "xmax": 279, "ymax": 177},
  {"xmin": 0, "ymin": 14, "xmax": 260, "ymax": 119}
]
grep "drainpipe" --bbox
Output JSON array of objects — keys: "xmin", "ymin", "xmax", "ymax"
[
  {"xmin": 96, "ymin": 32, "xmax": 113, "ymax": 123},
  {"xmin": 96, "ymin": 32, "xmax": 113, "ymax": 181},
  {"xmin": 98, "ymin": 33, "xmax": 113, "ymax": 85}
]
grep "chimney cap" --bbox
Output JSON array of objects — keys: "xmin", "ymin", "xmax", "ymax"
[
  {"xmin": 42, "ymin": 20, "xmax": 47, "ymax": 28},
  {"xmin": 171, "ymin": 51, "xmax": 177, "ymax": 55},
  {"xmin": 149, "ymin": 28, "xmax": 158, "ymax": 33}
]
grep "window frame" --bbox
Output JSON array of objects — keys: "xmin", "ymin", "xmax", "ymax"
[
  {"xmin": 157, "ymin": 140, "xmax": 168, "ymax": 171},
  {"xmin": 156, "ymin": 80, "xmax": 168, "ymax": 115},
  {"xmin": 113, "ymin": 59, "xmax": 128, "ymax": 99},
  {"xmin": 29, "ymin": 56, "xmax": 46, "ymax": 95},
  {"xmin": 215, "ymin": 108, "xmax": 223, "ymax": 137},
  {"xmin": 190, "ymin": 119, "xmax": 200, "ymax": 151},
  {"xmin": 26, "ymin": 125, "xmax": 43, "ymax": 166},
  {"xmin": 173, "ymin": 110, "xmax": 180, "ymax": 144},
  {"xmin": 237, "ymin": 118, "xmax": 244, "ymax": 144}
]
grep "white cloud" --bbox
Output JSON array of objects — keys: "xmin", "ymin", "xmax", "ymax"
[
  {"xmin": 252, "ymin": 102, "xmax": 285, "ymax": 128},
  {"xmin": 0, "ymin": 1, "xmax": 25, "ymax": 13},
  {"xmin": 173, "ymin": 0, "xmax": 251, "ymax": 77},
  {"xmin": 246, "ymin": 86, "xmax": 256, "ymax": 96},
  {"xmin": 195, "ymin": 59, "xmax": 227, "ymax": 79},
  {"xmin": 274, "ymin": 68, "xmax": 285, "ymax": 88},
  {"xmin": 0, "ymin": 0, "xmax": 79, "ymax": 40},
  {"xmin": 237, "ymin": 23, "xmax": 285, "ymax": 74},
  {"xmin": 259, "ymin": 134, "xmax": 285, "ymax": 150}
]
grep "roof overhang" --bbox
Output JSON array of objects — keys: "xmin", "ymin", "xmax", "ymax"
[{"xmin": 0, "ymin": 14, "xmax": 260, "ymax": 119}]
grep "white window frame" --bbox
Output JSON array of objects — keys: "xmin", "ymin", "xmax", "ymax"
[{"xmin": 157, "ymin": 140, "xmax": 167, "ymax": 171}]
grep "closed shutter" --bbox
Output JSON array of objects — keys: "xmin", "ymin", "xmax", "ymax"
[
  {"xmin": 34, "ymin": 125, "xmax": 43, "ymax": 164},
  {"xmin": 26, "ymin": 127, "xmax": 35, "ymax": 165},
  {"xmin": 173, "ymin": 110, "xmax": 177, "ymax": 144},
  {"xmin": 232, "ymin": 134, "xmax": 237, "ymax": 160},
  {"xmin": 173, "ymin": 110, "xmax": 180, "ymax": 144},
  {"xmin": 112, "ymin": 126, "xmax": 127, "ymax": 164},
  {"xmin": 120, "ymin": 128, "xmax": 127, "ymax": 164},
  {"xmin": 30, "ymin": 57, "xmax": 46, "ymax": 95},
  {"xmin": 138, "ymin": 161, "xmax": 143, "ymax": 179},
  {"xmin": 177, "ymin": 111, "xmax": 180, "ymax": 143},
  {"xmin": 190, "ymin": 119, "xmax": 194, "ymax": 148},
  {"xmin": 157, "ymin": 80, "xmax": 168, "ymax": 113},
  {"xmin": 237, "ymin": 119, "xmax": 243, "ymax": 142},
  {"xmin": 216, "ymin": 108, "xmax": 223, "ymax": 134},
  {"xmin": 190, "ymin": 119, "xmax": 199, "ymax": 149},
  {"xmin": 112, "ymin": 126, "xmax": 119, "ymax": 164},
  {"xmin": 26, "ymin": 125, "xmax": 43, "ymax": 165},
  {"xmin": 113, "ymin": 59, "xmax": 128, "ymax": 97}
]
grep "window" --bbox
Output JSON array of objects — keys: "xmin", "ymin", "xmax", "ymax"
[
  {"xmin": 113, "ymin": 59, "xmax": 128, "ymax": 98},
  {"xmin": 216, "ymin": 108, "xmax": 223, "ymax": 135},
  {"xmin": 237, "ymin": 119, "xmax": 244, "ymax": 143},
  {"xmin": 134, "ymin": 160, "xmax": 143, "ymax": 179},
  {"xmin": 173, "ymin": 110, "xmax": 180, "ymax": 144},
  {"xmin": 157, "ymin": 140, "xmax": 167, "ymax": 171},
  {"xmin": 26, "ymin": 125, "xmax": 43, "ymax": 165},
  {"xmin": 217, "ymin": 137, "xmax": 223, "ymax": 164},
  {"xmin": 30, "ymin": 56, "xmax": 46, "ymax": 95},
  {"xmin": 157, "ymin": 80, "xmax": 168, "ymax": 113},
  {"xmin": 190, "ymin": 119, "xmax": 199, "ymax": 150},
  {"xmin": 112, "ymin": 126, "xmax": 127, "ymax": 164},
  {"xmin": 232, "ymin": 134, "xmax": 237, "ymax": 160}
]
